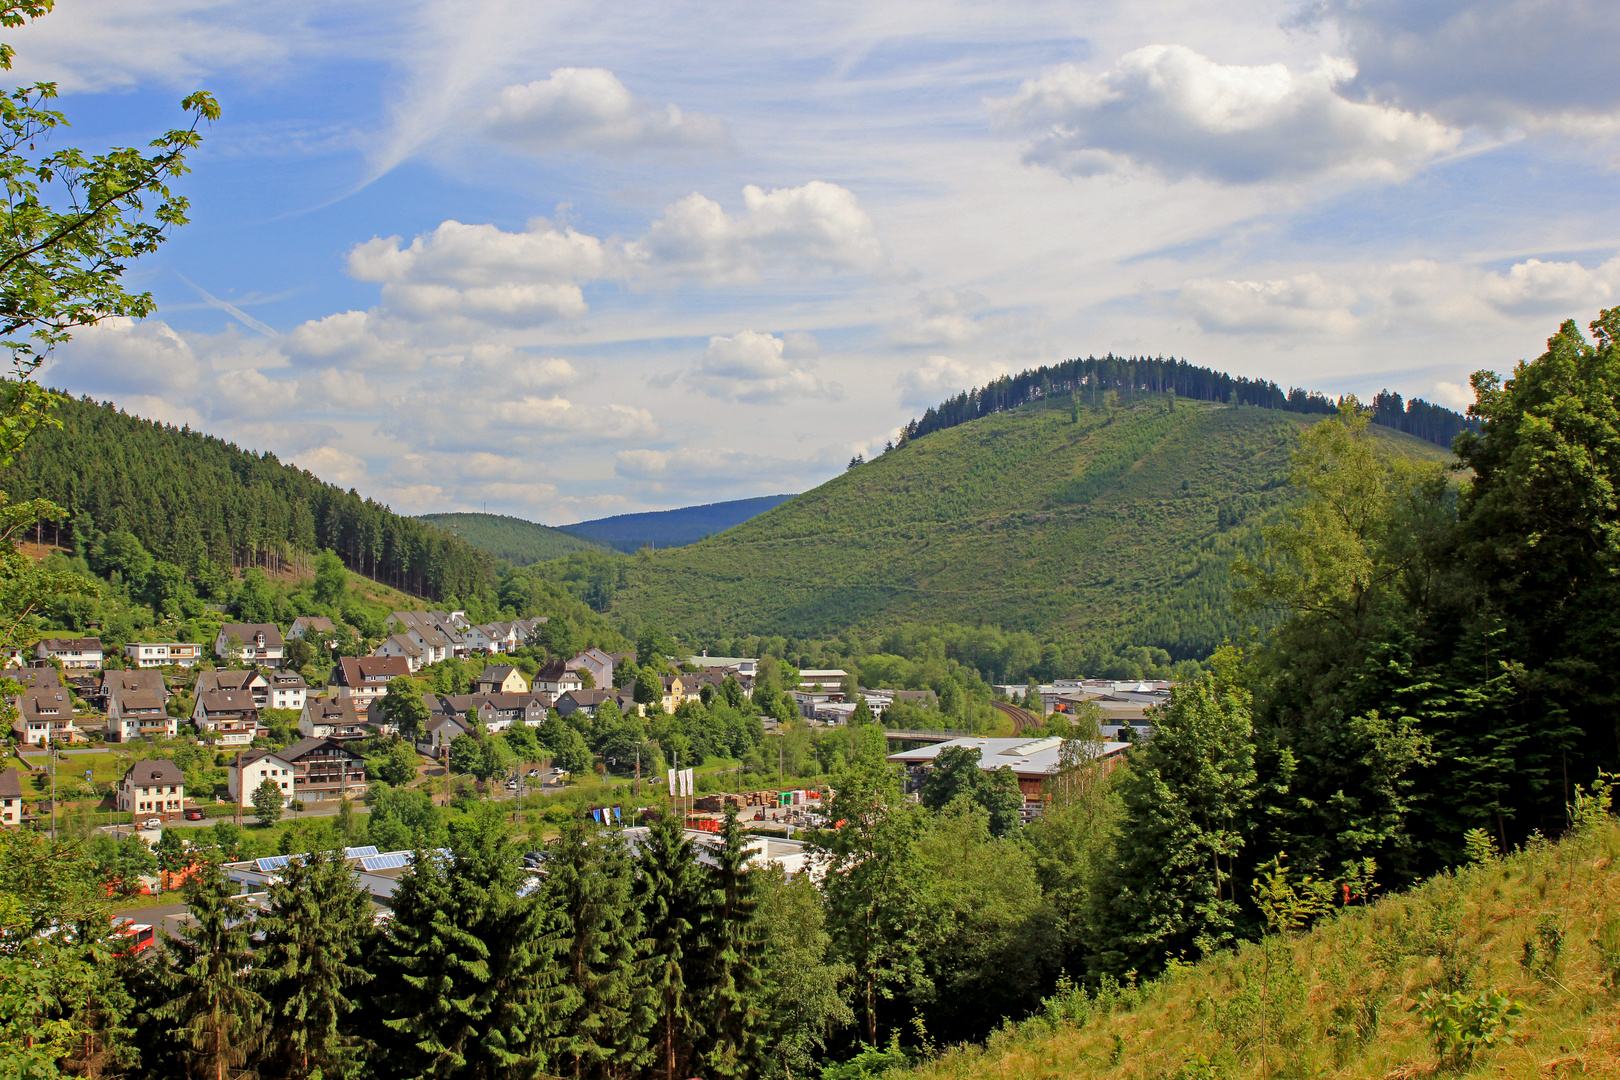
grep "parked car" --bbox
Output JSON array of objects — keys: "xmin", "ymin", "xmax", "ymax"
[
  {"xmin": 525, "ymin": 769, "xmax": 540, "ymax": 778},
  {"xmin": 505, "ymin": 780, "xmax": 519, "ymax": 790},
  {"xmin": 183, "ymin": 809, "xmax": 204, "ymax": 821},
  {"xmin": 139, "ymin": 817, "xmax": 161, "ymax": 830}
]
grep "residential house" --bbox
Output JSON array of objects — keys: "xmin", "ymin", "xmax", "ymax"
[
  {"xmin": 421, "ymin": 712, "xmax": 470, "ymax": 757},
  {"xmin": 214, "ymin": 624, "xmax": 285, "ymax": 668},
  {"xmin": 567, "ymin": 647, "xmax": 614, "ymax": 690},
  {"xmin": 0, "ymin": 770, "xmax": 20, "ymax": 826},
  {"xmin": 385, "ymin": 611, "xmax": 465, "ymax": 659},
  {"xmin": 229, "ymin": 749, "xmax": 293, "ymax": 808},
  {"xmin": 123, "ymin": 642, "xmax": 203, "ymax": 668},
  {"xmin": 279, "ymin": 737, "xmax": 367, "ymax": 802},
  {"xmin": 332, "ymin": 656, "xmax": 411, "ymax": 711},
  {"xmin": 265, "ymin": 671, "xmax": 309, "ymax": 712},
  {"xmin": 106, "ymin": 682, "xmax": 177, "ymax": 742},
  {"xmin": 13, "ymin": 687, "xmax": 82, "ymax": 745},
  {"xmin": 192, "ymin": 690, "xmax": 260, "ymax": 747},
  {"xmin": 286, "ymin": 616, "xmax": 336, "ymax": 641},
  {"xmin": 11, "ymin": 667, "xmax": 60, "ymax": 691},
  {"xmin": 33, "ymin": 637, "xmax": 104, "ymax": 670},
  {"xmin": 299, "ymin": 696, "xmax": 370, "ymax": 740},
  {"xmin": 424, "ymin": 691, "xmax": 551, "ymax": 734},
  {"xmin": 534, "ymin": 658, "xmax": 583, "ymax": 696},
  {"xmin": 117, "ymin": 760, "xmax": 185, "ymax": 817},
  {"xmin": 475, "ymin": 664, "xmax": 529, "ymax": 694},
  {"xmin": 458, "ymin": 623, "xmax": 501, "ymax": 653},
  {"xmin": 683, "ymin": 654, "xmax": 757, "ymax": 692},
  {"xmin": 95, "ymin": 669, "xmax": 168, "ymax": 711},
  {"xmin": 555, "ymin": 687, "xmax": 642, "ymax": 719},
  {"xmin": 195, "ymin": 668, "xmax": 271, "ymax": 709},
  {"xmin": 658, "ymin": 674, "xmax": 700, "ymax": 713},
  {"xmin": 372, "ymin": 633, "xmax": 426, "ymax": 670}
]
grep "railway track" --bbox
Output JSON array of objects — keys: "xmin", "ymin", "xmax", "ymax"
[{"xmin": 990, "ymin": 699, "xmax": 1038, "ymax": 734}]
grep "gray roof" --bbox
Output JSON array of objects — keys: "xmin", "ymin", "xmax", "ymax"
[
  {"xmin": 125, "ymin": 759, "xmax": 184, "ymax": 786},
  {"xmin": 217, "ymin": 623, "xmax": 285, "ymax": 649},
  {"xmin": 0, "ymin": 770, "xmax": 21, "ymax": 798}
]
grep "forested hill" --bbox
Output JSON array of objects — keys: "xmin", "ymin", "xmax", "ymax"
[
  {"xmin": 596, "ymin": 394, "xmax": 1452, "ymax": 654},
  {"xmin": 0, "ymin": 395, "xmax": 496, "ymax": 602},
  {"xmin": 560, "ymin": 494, "xmax": 796, "ymax": 552},
  {"xmin": 417, "ymin": 512, "xmax": 606, "ymax": 565},
  {"xmin": 899, "ymin": 354, "xmax": 1478, "ymax": 448}
]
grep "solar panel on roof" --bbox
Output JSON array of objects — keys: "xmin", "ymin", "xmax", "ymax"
[
  {"xmin": 255, "ymin": 855, "xmax": 290, "ymax": 873},
  {"xmin": 344, "ymin": 845, "xmax": 380, "ymax": 858},
  {"xmin": 360, "ymin": 852, "xmax": 411, "ymax": 872}
]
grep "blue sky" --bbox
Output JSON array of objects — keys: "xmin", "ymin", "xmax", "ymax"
[{"xmin": 19, "ymin": 0, "xmax": 1620, "ymax": 523}]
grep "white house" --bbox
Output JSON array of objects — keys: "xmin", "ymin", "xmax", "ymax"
[
  {"xmin": 33, "ymin": 637, "xmax": 104, "ymax": 670},
  {"xmin": 265, "ymin": 671, "xmax": 309, "ymax": 712},
  {"xmin": 213, "ymin": 624, "xmax": 285, "ymax": 668},
  {"xmin": 229, "ymin": 749, "xmax": 293, "ymax": 808},
  {"xmin": 117, "ymin": 760, "xmax": 185, "ymax": 816},
  {"xmin": 123, "ymin": 642, "xmax": 203, "ymax": 668}
]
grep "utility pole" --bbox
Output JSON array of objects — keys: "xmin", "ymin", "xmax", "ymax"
[{"xmin": 49, "ymin": 737, "xmax": 56, "ymax": 840}]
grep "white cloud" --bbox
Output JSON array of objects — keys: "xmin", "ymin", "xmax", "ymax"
[
  {"xmin": 42, "ymin": 317, "xmax": 205, "ymax": 396},
  {"xmin": 285, "ymin": 310, "xmax": 428, "ymax": 370},
  {"xmin": 1300, "ymin": 0, "xmax": 1620, "ymax": 133},
  {"xmin": 484, "ymin": 67, "xmax": 728, "ymax": 154},
  {"xmin": 1180, "ymin": 273, "xmax": 1360, "ymax": 334},
  {"xmin": 346, "ymin": 219, "xmax": 610, "ymax": 325},
  {"xmin": 1432, "ymin": 381, "xmax": 1475, "ymax": 410},
  {"xmin": 1179, "ymin": 255, "xmax": 1620, "ymax": 336},
  {"xmin": 896, "ymin": 354, "xmax": 1011, "ymax": 409},
  {"xmin": 627, "ymin": 182, "xmax": 886, "ymax": 284},
  {"xmin": 4, "ymin": 0, "xmax": 297, "ymax": 94},
  {"xmin": 613, "ymin": 444, "xmax": 816, "ymax": 496},
  {"xmin": 887, "ymin": 288, "xmax": 990, "ymax": 347},
  {"xmin": 688, "ymin": 330, "xmax": 835, "ymax": 403},
  {"xmin": 994, "ymin": 45, "xmax": 1459, "ymax": 184}
]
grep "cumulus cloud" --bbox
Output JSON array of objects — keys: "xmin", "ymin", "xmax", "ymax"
[
  {"xmin": 887, "ymin": 288, "xmax": 990, "ymax": 347},
  {"xmin": 613, "ymin": 445, "xmax": 816, "ymax": 496},
  {"xmin": 1179, "ymin": 255, "xmax": 1620, "ymax": 336},
  {"xmin": 687, "ymin": 330, "xmax": 836, "ymax": 403},
  {"xmin": 994, "ymin": 45, "xmax": 1459, "ymax": 183},
  {"xmin": 1299, "ymin": 0, "xmax": 1620, "ymax": 133},
  {"xmin": 1180, "ymin": 273, "xmax": 1360, "ymax": 334},
  {"xmin": 346, "ymin": 218, "xmax": 610, "ymax": 325},
  {"xmin": 484, "ymin": 67, "xmax": 728, "ymax": 154},
  {"xmin": 627, "ymin": 182, "xmax": 886, "ymax": 284},
  {"xmin": 896, "ymin": 354, "xmax": 1012, "ymax": 409}
]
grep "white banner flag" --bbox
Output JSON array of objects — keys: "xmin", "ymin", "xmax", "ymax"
[
  {"xmin": 668, "ymin": 768, "xmax": 677, "ymax": 796},
  {"xmin": 681, "ymin": 768, "xmax": 694, "ymax": 797}
]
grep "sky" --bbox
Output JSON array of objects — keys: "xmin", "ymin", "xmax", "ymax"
[{"xmin": 17, "ymin": 0, "xmax": 1620, "ymax": 524}]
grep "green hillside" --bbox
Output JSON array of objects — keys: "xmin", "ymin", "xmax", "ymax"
[
  {"xmin": 602, "ymin": 396, "xmax": 1451, "ymax": 655},
  {"xmin": 417, "ymin": 511, "xmax": 606, "ymax": 564},
  {"xmin": 907, "ymin": 820, "xmax": 1620, "ymax": 1080},
  {"xmin": 560, "ymin": 494, "xmax": 795, "ymax": 552}
]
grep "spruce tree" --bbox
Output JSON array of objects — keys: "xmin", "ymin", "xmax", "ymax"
[
  {"xmin": 691, "ymin": 806, "xmax": 765, "ymax": 1079},
  {"xmin": 158, "ymin": 862, "xmax": 266, "ymax": 1080},
  {"xmin": 545, "ymin": 819, "xmax": 651, "ymax": 1079},
  {"xmin": 372, "ymin": 806, "xmax": 563, "ymax": 1079},
  {"xmin": 257, "ymin": 847, "xmax": 373, "ymax": 1079},
  {"xmin": 634, "ymin": 810, "xmax": 701, "ymax": 1080}
]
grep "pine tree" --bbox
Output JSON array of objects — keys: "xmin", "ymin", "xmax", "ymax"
[
  {"xmin": 257, "ymin": 847, "xmax": 373, "ymax": 1079},
  {"xmin": 158, "ymin": 862, "xmax": 266, "ymax": 1080},
  {"xmin": 634, "ymin": 810, "xmax": 701, "ymax": 1080},
  {"xmin": 691, "ymin": 806, "xmax": 765, "ymax": 1079},
  {"xmin": 1086, "ymin": 670, "xmax": 1257, "ymax": 977},
  {"xmin": 372, "ymin": 806, "xmax": 563, "ymax": 1079},
  {"xmin": 546, "ymin": 819, "xmax": 651, "ymax": 1079}
]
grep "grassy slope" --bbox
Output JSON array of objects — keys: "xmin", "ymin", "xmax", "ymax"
[
  {"xmin": 606, "ymin": 397, "xmax": 1449, "ymax": 651},
  {"xmin": 910, "ymin": 822, "xmax": 1620, "ymax": 1080},
  {"xmin": 417, "ymin": 512, "xmax": 605, "ymax": 565}
]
